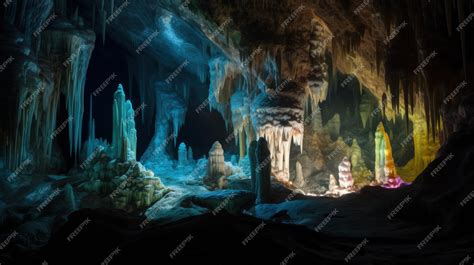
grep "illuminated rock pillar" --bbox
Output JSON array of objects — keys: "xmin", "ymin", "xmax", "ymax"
[
  {"xmin": 338, "ymin": 156, "xmax": 354, "ymax": 188},
  {"xmin": 374, "ymin": 122, "xmax": 397, "ymax": 184},
  {"xmin": 112, "ymin": 84, "xmax": 137, "ymax": 161},
  {"xmin": 178, "ymin": 143, "xmax": 188, "ymax": 167},
  {"xmin": 208, "ymin": 141, "xmax": 225, "ymax": 180}
]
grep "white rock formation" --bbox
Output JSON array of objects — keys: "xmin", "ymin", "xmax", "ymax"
[
  {"xmin": 251, "ymin": 81, "xmax": 305, "ymax": 181},
  {"xmin": 178, "ymin": 143, "xmax": 188, "ymax": 167},
  {"xmin": 207, "ymin": 141, "xmax": 225, "ymax": 180},
  {"xmin": 338, "ymin": 156, "xmax": 354, "ymax": 188}
]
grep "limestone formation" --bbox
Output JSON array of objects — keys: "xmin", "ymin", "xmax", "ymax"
[
  {"xmin": 328, "ymin": 174, "xmax": 339, "ymax": 192},
  {"xmin": 112, "ymin": 84, "xmax": 137, "ymax": 161},
  {"xmin": 375, "ymin": 122, "xmax": 398, "ymax": 185},
  {"xmin": 207, "ymin": 141, "xmax": 226, "ymax": 182},
  {"xmin": 338, "ymin": 156, "xmax": 354, "ymax": 188},
  {"xmin": 255, "ymin": 137, "xmax": 271, "ymax": 204},
  {"xmin": 248, "ymin": 140, "xmax": 258, "ymax": 192},
  {"xmin": 178, "ymin": 143, "xmax": 188, "ymax": 167},
  {"xmin": 77, "ymin": 150, "xmax": 168, "ymax": 212},
  {"xmin": 350, "ymin": 139, "xmax": 372, "ymax": 185},
  {"xmin": 294, "ymin": 161, "xmax": 304, "ymax": 187}
]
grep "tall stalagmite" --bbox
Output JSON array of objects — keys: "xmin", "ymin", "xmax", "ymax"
[
  {"xmin": 112, "ymin": 84, "xmax": 137, "ymax": 161},
  {"xmin": 248, "ymin": 140, "xmax": 258, "ymax": 192},
  {"xmin": 255, "ymin": 137, "xmax": 271, "ymax": 204}
]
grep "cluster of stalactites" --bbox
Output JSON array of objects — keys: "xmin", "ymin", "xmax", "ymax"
[
  {"xmin": 208, "ymin": 57, "xmax": 241, "ymax": 124},
  {"xmin": 255, "ymin": 121, "xmax": 304, "ymax": 181},
  {"xmin": 111, "ymin": 84, "xmax": 137, "ymax": 161}
]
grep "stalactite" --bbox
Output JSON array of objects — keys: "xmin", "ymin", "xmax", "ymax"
[
  {"xmin": 445, "ymin": 0, "xmax": 453, "ymax": 36},
  {"xmin": 457, "ymin": 0, "xmax": 467, "ymax": 77},
  {"xmin": 92, "ymin": 2, "xmax": 96, "ymax": 30},
  {"xmin": 101, "ymin": 9, "xmax": 106, "ymax": 46}
]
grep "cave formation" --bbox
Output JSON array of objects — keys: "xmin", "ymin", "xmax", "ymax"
[{"xmin": 1, "ymin": 0, "xmax": 474, "ymax": 264}]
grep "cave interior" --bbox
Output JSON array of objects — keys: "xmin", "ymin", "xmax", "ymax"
[{"xmin": 1, "ymin": 0, "xmax": 474, "ymax": 264}]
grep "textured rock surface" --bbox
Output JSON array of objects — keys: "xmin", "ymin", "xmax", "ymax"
[{"xmin": 75, "ymin": 151, "xmax": 168, "ymax": 213}]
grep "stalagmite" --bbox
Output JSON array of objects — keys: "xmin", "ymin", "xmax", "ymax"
[
  {"xmin": 350, "ymin": 139, "xmax": 372, "ymax": 184},
  {"xmin": 248, "ymin": 140, "xmax": 258, "ymax": 192},
  {"xmin": 187, "ymin": 146, "xmax": 194, "ymax": 163},
  {"xmin": 111, "ymin": 84, "xmax": 137, "ymax": 161},
  {"xmin": 64, "ymin": 184, "xmax": 77, "ymax": 211},
  {"xmin": 338, "ymin": 156, "xmax": 354, "ymax": 189},
  {"xmin": 177, "ymin": 143, "xmax": 188, "ymax": 167},
  {"xmin": 375, "ymin": 123, "xmax": 387, "ymax": 184},
  {"xmin": 374, "ymin": 122, "xmax": 399, "ymax": 185},
  {"xmin": 328, "ymin": 174, "xmax": 338, "ymax": 192},
  {"xmin": 207, "ymin": 141, "xmax": 226, "ymax": 181},
  {"xmin": 294, "ymin": 161, "xmax": 304, "ymax": 187},
  {"xmin": 255, "ymin": 138, "xmax": 271, "ymax": 204},
  {"xmin": 326, "ymin": 114, "xmax": 341, "ymax": 139}
]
